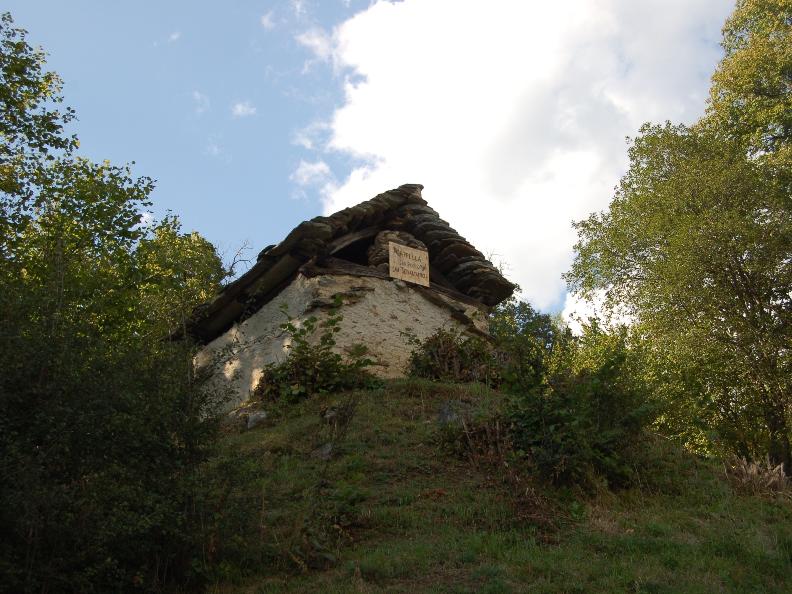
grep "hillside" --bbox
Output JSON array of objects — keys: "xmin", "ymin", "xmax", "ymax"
[{"xmin": 207, "ymin": 380, "xmax": 792, "ymax": 594}]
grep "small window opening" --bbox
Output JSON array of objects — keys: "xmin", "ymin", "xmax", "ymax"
[{"xmin": 332, "ymin": 236, "xmax": 376, "ymax": 266}]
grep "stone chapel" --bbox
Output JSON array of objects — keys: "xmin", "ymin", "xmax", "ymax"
[{"xmin": 188, "ymin": 184, "xmax": 515, "ymax": 408}]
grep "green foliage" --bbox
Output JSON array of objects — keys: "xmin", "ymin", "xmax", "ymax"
[
  {"xmin": 135, "ymin": 215, "xmax": 226, "ymax": 336},
  {"xmin": 490, "ymin": 297, "xmax": 570, "ymax": 393},
  {"xmin": 0, "ymin": 13, "xmax": 227, "ymax": 592},
  {"xmin": 565, "ymin": 0, "xmax": 792, "ymax": 471},
  {"xmin": 567, "ymin": 122, "xmax": 792, "ymax": 470},
  {"xmin": 708, "ymin": 0, "xmax": 792, "ymax": 169},
  {"xmin": 405, "ymin": 300, "xmax": 572, "ymax": 392},
  {"xmin": 0, "ymin": 189, "xmax": 226, "ymax": 591},
  {"xmin": 508, "ymin": 321, "xmax": 656, "ymax": 489},
  {"xmin": 0, "ymin": 338, "xmax": 222, "ymax": 592},
  {"xmin": 253, "ymin": 301, "xmax": 377, "ymax": 403},
  {"xmin": 404, "ymin": 327, "xmax": 500, "ymax": 386},
  {"xmin": 0, "ymin": 12, "xmax": 77, "ymax": 217},
  {"xmin": 565, "ymin": 0, "xmax": 792, "ymax": 472},
  {"xmin": 406, "ymin": 304, "xmax": 656, "ymax": 489}
]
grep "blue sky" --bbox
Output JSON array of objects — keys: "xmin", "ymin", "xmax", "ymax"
[
  {"xmin": 6, "ymin": 1, "xmax": 365, "ymax": 261},
  {"xmin": 7, "ymin": 0, "xmax": 735, "ymax": 316}
]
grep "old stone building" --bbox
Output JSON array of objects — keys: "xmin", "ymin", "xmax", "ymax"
[{"xmin": 189, "ymin": 184, "xmax": 514, "ymax": 409}]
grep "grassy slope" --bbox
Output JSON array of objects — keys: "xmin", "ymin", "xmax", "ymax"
[{"xmin": 210, "ymin": 380, "xmax": 792, "ymax": 594}]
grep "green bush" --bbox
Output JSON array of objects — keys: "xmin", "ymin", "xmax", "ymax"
[
  {"xmin": 489, "ymin": 298, "xmax": 569, "ymax": 393},
  {"xmin": 253, "ymin": 302, "xmax": 377, "ymax": 403},
  {"xmin": 0, "ymin": 291, "xmax": 226, "ymax": 593},
  {"xmin": 406, "ymin": 302, "xmax": 657, "ymax": 490},
  {"xmin": 508, "ymin": 323, "xmax": 656, "ymax": 489},
  {"xmin": 405, "ymin": 327, "xmax": 500, "ymax": 386}
]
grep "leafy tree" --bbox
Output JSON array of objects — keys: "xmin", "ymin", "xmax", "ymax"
[
  {"xmin": 567, "ymin": 0, "xmax": 792, "ymax": 471},
  {"xmin": 0, "ymin": 13, "xmax": 226, "ymax": 592},
  {"xmin": 490, "ymin": 297, "xmax": 568, "ymax": 392},
  {"xmin": 708, "ymin": 0, "xmax": 791, "ymax": 167},
  {"xmin": 136, "ymin": 215, "xmax": 226, "ymax": 337},
  {"xmin": 0, "ymin": 12, "xmax": 77, "ymax": 253},
  {"xmin": 567, "ymin": 124, "xmax": 791, "ymax": 470}
]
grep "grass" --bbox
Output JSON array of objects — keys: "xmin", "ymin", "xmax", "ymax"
[{"xmin": 205, "ymin": 379, "xmax": 792, "ymax": 593}]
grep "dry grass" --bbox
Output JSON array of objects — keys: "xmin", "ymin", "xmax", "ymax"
[{"xmin": 724, "ymin": 455, "xmax": 791, "ymax": 497}]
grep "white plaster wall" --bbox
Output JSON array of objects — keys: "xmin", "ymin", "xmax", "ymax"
[{"xmin": 195, "ymin": 273, "xmax": 489, "ymax": 409}]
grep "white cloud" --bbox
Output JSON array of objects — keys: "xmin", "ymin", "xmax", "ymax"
[
  {"xmin": 302, "ymin": 0, "xmax": 733, "ymax": 310},
  {"xmin": 231, "ymin": 101, "xmax": 257, "ymax": 117},
  {"xmin": 295, "ymin": 27, "xmax": 334, "ymax": 71},
  {"xmin": 291, "ymin": 159, "xmax": 333, "ymax": 186},
  {"xmin": 168, "ymin": 31, "xmax": 181, "ymax": 42},
  {"xmin": 562, "ymin": 290, "xmax": 635, "ymax": 335},
  {"xmin": 260, "ymin": 11, "xmax": 275, "ymax": 30},
  {"xmin": 290, "ymin": 159, "xmax": 337, "ymax": 201},
  {"xmin": 192, "ymin": 90, "xmax": 210, "ymax": 115},
  {"xmin": 292, "ymin": 121, "xmax": 331, "ymax": 150},
  {"xmin": 139, "ymin": 211, "xmax": 155, "ymax": 228}
]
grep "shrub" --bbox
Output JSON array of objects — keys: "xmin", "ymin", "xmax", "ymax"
[
  {"xmin": 253, "ymin": 302, "xmax": 376, "ymax": 403},
  {"xmin": 406, "ymin": 303, "xmax": 658, "ymax": 490},
  {"xmin": 0, "ymin": 329, "xmax": 225, "ymax": 593},
  {"xmin": 489, "ymin": 298, "xmax": 565, "ymax": 393},
  {"xmin": 508, "ymin": 323, "xmax": 656, "ymax": 489},
  {"xmin": 724, "ymin": 455, "xmax": 791, "ymax": 497},
  {"xmin": 405, "ymin": 327, "xmax": 500, "ymax": 386}
]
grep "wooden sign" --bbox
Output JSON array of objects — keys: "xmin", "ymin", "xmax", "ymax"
[{"xmin": 389, "ymin": 242, "xmax": 430, "ymax": 287}]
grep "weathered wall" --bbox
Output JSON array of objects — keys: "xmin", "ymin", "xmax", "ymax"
[{"xmin": 195, "ymin": 273, "xmax": 489, "ymax": 410}]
